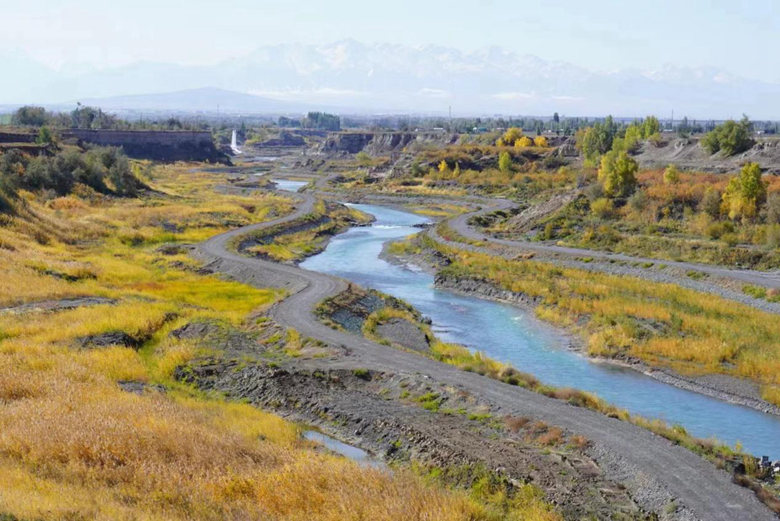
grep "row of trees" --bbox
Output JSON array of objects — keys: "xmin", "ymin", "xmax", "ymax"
[
  {"xmin": 10, "ymin": 105, "xmax": 204, "ymax": 131},
  {"xmin": 301, "ymin": 112, "xmax": 341, "ymax": 131},
  {"xmin": 576, "ymin": 116, "xmax": 660, "ymax": 165},
  {"xmin": 495, "ymin": 127, "xmax": 548, "ymax": 148},
  {"xmin": 12, "ymin": 105, "xmax": 122, "ymax": 130}
]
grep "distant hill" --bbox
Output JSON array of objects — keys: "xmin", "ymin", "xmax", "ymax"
[{"xmin": 74, "ymin": 87, "xmax": 323, "ymax": 115}]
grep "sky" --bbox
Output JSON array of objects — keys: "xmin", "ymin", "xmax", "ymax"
[{"xmin": 1, "ymin": 0, "xmax": 779, "ymax": 82}]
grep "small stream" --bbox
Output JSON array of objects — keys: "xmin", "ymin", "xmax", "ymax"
[
  {"xmin": 272, "ymin": 179, "xmax": 308, "ymax": 192},
  {"xmin": 300, "ymin": 203, "xmax": 780, "ymax": 459},
  {"xmin": 303, "ymin": 430, "xmax": 386, "ymax": 469}
]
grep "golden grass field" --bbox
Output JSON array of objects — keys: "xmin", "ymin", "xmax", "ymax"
[{"xmin": 0, "ymin": 163, "xmax": 560, "ymax": 521}]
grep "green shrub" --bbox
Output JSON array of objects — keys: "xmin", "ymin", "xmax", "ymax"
[
  {"xmin": 590, "ymin": 198, "xmax": 615, "ymax": 219},
  {"xmin": 743, "ymin": 285, "xmax": 768, "ymax": 299},
  {"xmin": 351, "ymin": 368, "xmax": 370, "ymax": 380}
]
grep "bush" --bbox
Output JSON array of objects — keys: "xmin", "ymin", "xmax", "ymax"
[
  {"xmin": 767, "ymin": 225, "xmax": 780, "ymax": 249},
  {"xmin": 627, "ymin": 190, "xmax": 649, "ymax": 213},
  {"xmin": 765, "ymin": 193, "xmax": 780, "ymax": 224},
  {"xmin": 591, "ymin": 198, "xmax": 615, "ymax": 219},
  {"xmin": 706, "ymin": 221, "xmax": 734, "ymax": 240},
  {"xmin": 699, "ymin": 188, "xmax": 722, "ymax": 219},
  {"xmin": 663, "ymin": 164, "xmax": 680, "ymax": 185},
  {"xmin": 721, "ymin": 232, "xmax": 739, "ymax": 247},
  {"xmin": 0, "ymin": 146, "xmax": 138, "ymax": 199}
]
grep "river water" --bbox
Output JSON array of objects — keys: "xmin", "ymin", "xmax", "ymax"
[
  {"xmin": 272, "ymin": 179, "xmax": 308, "ymax": 192},
  {"xmin": 299, "ymin": 203, "xmax": 780, "ymax": 459}
]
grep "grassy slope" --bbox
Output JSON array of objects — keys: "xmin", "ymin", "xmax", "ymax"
[{"xmin": 0, "ymin": 163, "xmax": 559, "ymax": 521}]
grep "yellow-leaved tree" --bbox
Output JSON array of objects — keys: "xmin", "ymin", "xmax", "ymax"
[
  {"xmin": 598, "ymin": 150, "xmax": 638, "ymax": 198},
  {"xmin": 497, "ymin": 127, "xmax": 523, "ymax": 146},
  {"xmin": 722, "ymin": 162, "xmax": 766, "ymax": 221}
]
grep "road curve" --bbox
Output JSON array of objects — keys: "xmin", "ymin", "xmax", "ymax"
[{"xmin": 196, "ymin": 186, "xmax": 776, "ymax": 521}]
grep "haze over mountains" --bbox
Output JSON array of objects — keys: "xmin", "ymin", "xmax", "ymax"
[{"xmin": 3, "ymin": 39, "xmax": 780, "ymax": 118}]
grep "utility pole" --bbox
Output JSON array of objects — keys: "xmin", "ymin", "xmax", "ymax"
[{"xmin": 449, "ymin": 105, "xmax": 452, "ymax": 132}]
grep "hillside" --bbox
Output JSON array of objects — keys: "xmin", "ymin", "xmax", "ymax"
[{"xmin": 635, "ymin": 136, "xmax": 780, "ymax": 174}]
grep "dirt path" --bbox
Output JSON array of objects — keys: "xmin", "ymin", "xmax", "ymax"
[
  {"xmin": 446, "ymin": 198, "xmax": 780, "ymax": 290},
  {"xmin": 196, "ymin": 184, "xmax": 776, "ymax": 521}
]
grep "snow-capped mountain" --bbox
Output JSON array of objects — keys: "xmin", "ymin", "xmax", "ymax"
[{"xmin": 2, "ymin": 40, "xmax": 778, "ymax": 118}]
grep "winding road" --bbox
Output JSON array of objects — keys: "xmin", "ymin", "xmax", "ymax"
[{"xmin": 196, "ymin": 182, "xmax": 777, "ymax": 521}]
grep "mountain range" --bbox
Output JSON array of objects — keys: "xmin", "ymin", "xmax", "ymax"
[{"xmin": 2, "ymin": 40, "xmax": 779, "ymax": 118}]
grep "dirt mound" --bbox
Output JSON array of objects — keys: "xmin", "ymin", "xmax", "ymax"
[
  {"xmin": 77, "ymin": 331, "xmax": 140, "ymax": 349},
  {"xmin": 375, "ymin": 317, "xmax": 430, "ymax": 352},
  {"xmin": 320, "ymin": 131, "xmax": 459, "ymax": 156},
  {"xmin": 635, "ymin": 136, "xmax": 780, "ymax": 174}
]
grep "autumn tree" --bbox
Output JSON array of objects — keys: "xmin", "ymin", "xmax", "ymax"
[
  {"xmin": 533, "ymin": 136, "xmax": 548, "ymax": 147},
  {"xmin": 722, "ymin": 162, "xmax": 766, "ymax": 221},
  {"xmin": 497, "ymin": 127, "xmax": 523, "ymax": 146},
  {"xmin": 663, "ymin": 164, "xmax": 680, "ymax": 185},
  {"xmin": 597, "ymin": 150, "xmax": 638, "ymax": 198},
  {"xmin": 498, "ymin": 151, "xmax": 512, "ymax": 173},
  {"xmin": 515, "ymin": 136, "xmax": 533, "ymax": 148}
]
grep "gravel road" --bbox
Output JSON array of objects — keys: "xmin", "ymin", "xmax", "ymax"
[
  {"xmin": 196, "ymin": 185, "xmax": 777, "ymax": 521},
  {"xmin": 447, "ymin": 199, "xmax": 780, "ymax": 290}
]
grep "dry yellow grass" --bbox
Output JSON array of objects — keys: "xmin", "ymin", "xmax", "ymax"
[{"xmin": 0, "ymin": 162, "xmax": 560, "ymax": 521}]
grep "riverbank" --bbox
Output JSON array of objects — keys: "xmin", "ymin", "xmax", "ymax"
[
  {"xmin": 431, "ymin": 271, "xmax": 780, "ymax": 417},
  {"xmin": 193, "ymin": 181, "xmax": 779, "ymax": 520},
  {"xmin": 382, "ymin": 225, "xmax": 780, "ymax": 417}
]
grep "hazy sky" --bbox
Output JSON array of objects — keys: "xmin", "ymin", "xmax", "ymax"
[{"xmin": 2, "ymin": 0, "xmax": 778, "ymax": 81}]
